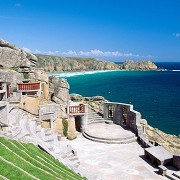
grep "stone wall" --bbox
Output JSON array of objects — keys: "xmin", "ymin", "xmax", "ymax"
[
  {"xmin": 103, "ymin": 102, "xmax": 142, "ymax": 134},
  {"xmin": 173, "ymin": 155, "xmax": 180, "ymax": 170}
]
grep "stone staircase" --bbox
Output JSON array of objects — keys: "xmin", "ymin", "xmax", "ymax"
[
  {"xmin": 0, "ymin": 108, "xmax": 91, "ymax": 177},
  {"xmin": 87, "ymin": 108, "xmax": 112, "ymax": 124},
  {"xmin": 83, "ymin": 131, "xmax": 137, "ymax": 144},
  {"xmin": 83, "ymin": 108, "xmax": 137, "ymax": 144},
  {"xmin": 166, "ymin": 171, "xmax": 180, "ymax": 180}
]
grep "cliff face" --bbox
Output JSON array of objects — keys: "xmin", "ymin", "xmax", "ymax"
[
  {"xmin": 120, "ymin": 60, "xmax": 157, "ymax": 70},
  {"xmin": 0, "ymin": 38, "xmax": 37, "ymax": 69},
  {"xmin": 0, "ymin": 38, "xmax": 48, "ymax": 90},
  {"xmin": 36, "ymin": 55, "xmax": 120, "ymax": 72}
]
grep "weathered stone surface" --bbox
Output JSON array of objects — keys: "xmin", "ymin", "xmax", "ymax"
[
  {"xmin": 121, "ymin": 60, "xmax": 157, "ymax": 70},
  {"xmin": 29, "ymin": 69, "xmax": 48, "ymax": 83},
  {"xmin": 53, "ymin": 118, "xmax": 63, "ymax": 135},
  {"xmin": 49, "ymin": 76, "xmax": 70, "ymax": 105},
  {"xmin": 0, "ymin": 69, "xmax": 23, "ymax": 91},
  {"xmin": 67, "ymin": 117, "xmax": 77, "ymax": 140},
  {"xmin": 42, "ymin": 83, "xmax": 49, "ymax": 100},
  {"xmin": 19, "ymin": 96, "xmax": 40, "ymax": 115},
  {"xmin": 41, "ymin": 120, "xmax": 51, "ymax": 128},
  {"xmin": 0, "ymin": 38, "xmax": 37, "ymax": 68}
]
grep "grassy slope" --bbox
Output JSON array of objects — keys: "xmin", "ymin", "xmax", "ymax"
[{"xmin": 0, "ymin": 137, "xmax": 85, "ymax": 180}]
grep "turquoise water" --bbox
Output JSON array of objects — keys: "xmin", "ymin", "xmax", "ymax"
[{"xmin": 50, "ymin": 63, "xmax": 180, "ymax": 135}]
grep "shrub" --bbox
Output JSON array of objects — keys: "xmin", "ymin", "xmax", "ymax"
[{"xmin": 62, "ymin": 119, "xmax": 68, "ymax": 137}]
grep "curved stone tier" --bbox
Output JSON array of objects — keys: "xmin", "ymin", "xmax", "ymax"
[{"xmin": 83, "ymin": 122, "xmax": 137, "ymax": 144}]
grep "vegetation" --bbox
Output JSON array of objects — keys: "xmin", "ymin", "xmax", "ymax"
[
  {"xmin": 10, "ymin": 67, "xmax": 19, "ymax": 72},
  {"xmin": 62, "ymin": 119, "xmax": 68, "ymax": 137},
  {"xmin": 23, "ymin": 72, "xmax": 29, "ymax": 79},
  {"xmin": 0, "ymin": 137, "xmax": 85, "ymax": 180}
]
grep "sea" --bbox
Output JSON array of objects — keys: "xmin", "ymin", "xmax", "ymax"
[{"xmin": 49, "ymin": 62, "xmax": 180, "ymax": 135}]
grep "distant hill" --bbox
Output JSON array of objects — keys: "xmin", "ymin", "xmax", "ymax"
[
  {"xmin": 36, "ymin": 54, "xmax": 157, "ymax": 72},
  {"xmin": 35, "ymin": 54, "xmax": 120, "ymax": 72}
]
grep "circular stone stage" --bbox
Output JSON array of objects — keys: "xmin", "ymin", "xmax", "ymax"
[{"xmin": 83, "ymin": 122, "xmax": 137, "ymax": 144}]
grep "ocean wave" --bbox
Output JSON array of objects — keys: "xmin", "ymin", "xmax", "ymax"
[
  {"xmin": 171, "ymin": 70, "xmax": 180, "ymax": 71},
  {"xmin": 48, "ymin": 70, "xmax": 118, "ymax": 78}
]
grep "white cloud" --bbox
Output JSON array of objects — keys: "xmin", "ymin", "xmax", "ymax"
[
  {"xmin": 175, "ymin": 33, "xmax": 180, "ymax": 38},
  {"xmin": 34, "ymin": 49, "xmax": 59, "ymax": 55},
  {"xmin": 22, "ymin": 47, "xmax": 31, "ymax": 53},
  {"xmin": 20, "ymin": 47, "xmax": 154, "ymax": 59},
  {"xmin": 61, "ymin": 49, "xmax": 141, "ymax": 58}
]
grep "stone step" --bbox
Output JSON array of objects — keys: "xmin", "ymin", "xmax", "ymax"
[
  {"xmin": 173, "ymin": 172, "xmax": 180, "ymax": 179},
  {"xmin": 69, "ymin": 156, "xmax": 79, "ymax": 161},
  {"xmin": 45, "ymin": 128, "xmax": 52, "ymax": 136},
  {"xmin": 83, "ymin": 131, "xmax": 136, "ymax": 141},
  {"xmin": 83, "ymin": 132, "xmax": 137, "ymax": 144},
  {"xmin": 87, "ymin": 120, "xmax": 108, "ymax": 124},
  {"xmin": 88, "ymin": 117, "xmax": 104, "ymax": 121},
  {"xmin": 166, "ymin": 173, "xmax": 180, "ymax": 180}
]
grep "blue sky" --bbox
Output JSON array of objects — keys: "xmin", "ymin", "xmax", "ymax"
[{"xmin": 0, "ymin": 0, "xmax": 180, "ymax": 62}]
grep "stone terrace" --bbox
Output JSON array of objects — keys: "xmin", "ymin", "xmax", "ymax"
[
  {"xmin": 83, "ymin": 123, "xmax": 137, "ymax": 144},
  {"xmin": 65, "ymin": 134, "xmax": 166, "ymax": 180}
]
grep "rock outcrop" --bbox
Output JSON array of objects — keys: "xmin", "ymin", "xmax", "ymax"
[
  {"xmin": 0, "ymin": 69, "xmax": 23, "ymax": 91},
  {"xmin": 120, "ymin": 60, "xmax": 157, "ymax": 70},
  {"xmin": 145, "ymin": 124, "xmax": 180, "ymax": 154},
  {"xmin": 0, "ymin": 38, "xmax": 49, "ymax": 93},
  {"xmin": 36, "ymin": 54, "xmax": 120, "ymax": 72},
  {"xmin": 0, "ymin": 38, "xmax": 37, "ymax": 69},
  {"xmin": 49, "ymin": 76, "xmax": 70, "ymax": 105}
]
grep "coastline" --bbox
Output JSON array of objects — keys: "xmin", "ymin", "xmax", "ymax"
[{"xmin": 47, "ymin": 68, "xmax": 166, "ymax": 78}]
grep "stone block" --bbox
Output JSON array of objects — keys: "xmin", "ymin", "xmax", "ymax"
[
  {"xmin": 67, "ymin": 118, "xmax": 77, "ymax": 140},
  {"xmin": 19, "ymin": 96, "xmax": 40, "ymax": 115},
  {"xmin": 53, "ymin": 118, "xmax": 63, "ymax": 135}
]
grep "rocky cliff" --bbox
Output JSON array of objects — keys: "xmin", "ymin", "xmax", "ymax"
[
  {"xmin": 36, "ymin": 54, "xmax": 158, "ymax": 72},
  {"xmin": 0, "ymin": 38, "xmax": 48, "ymax": 90},
  {"xmin": 36, "ymin": 55, "xmax": 120, "ymax": 72},
  {"xmin": 0, "ymin": 38, "xmax": 37, "ymax": 69},
  {"xmin": 119, "ymin": 60, "xmax": 157, "ymax": 70}
]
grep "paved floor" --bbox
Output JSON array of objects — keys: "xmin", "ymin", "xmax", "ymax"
[
  {"xmin": 85, "ymin": 123, "xmax": 135, "ymax": 139},
  {"xmin": 64, "ymin": 134, "xmax": 165, "ymax": 180}
]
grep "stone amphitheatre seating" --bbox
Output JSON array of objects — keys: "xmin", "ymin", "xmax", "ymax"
[{"xmin": 0, "ymin": 107, "xmax": 91, "ymax": 177}]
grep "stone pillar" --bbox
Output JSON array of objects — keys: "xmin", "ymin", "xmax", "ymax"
[
  {"xmin": 53, "ymin": 118, "xmax": 63, "ymax": 135},
  {"xmin": 81, "ymin": 114, "xmax": 88, "ymax": 132},
  {"xmin": 42, "ymin": 82, "xmax": 49, "ymax": 100},
  {"xmin": 81, "ymin": 104, "xmax": 88, "ymax": 132},
  {"xmin": 103, "ymin": 103, "xmax": 109, "ymax": 120},
  {"xmin": 113, "ymin": 104, "xmax": 122, "ymax": 125},
  {"xmin": 67, "ymin": 116, "xmax": 77, "ymax": 140}
]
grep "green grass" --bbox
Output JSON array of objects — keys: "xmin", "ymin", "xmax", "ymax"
[{"xmin": 0, "ymin": 137, "xmax": 85, "ymax": 180}]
